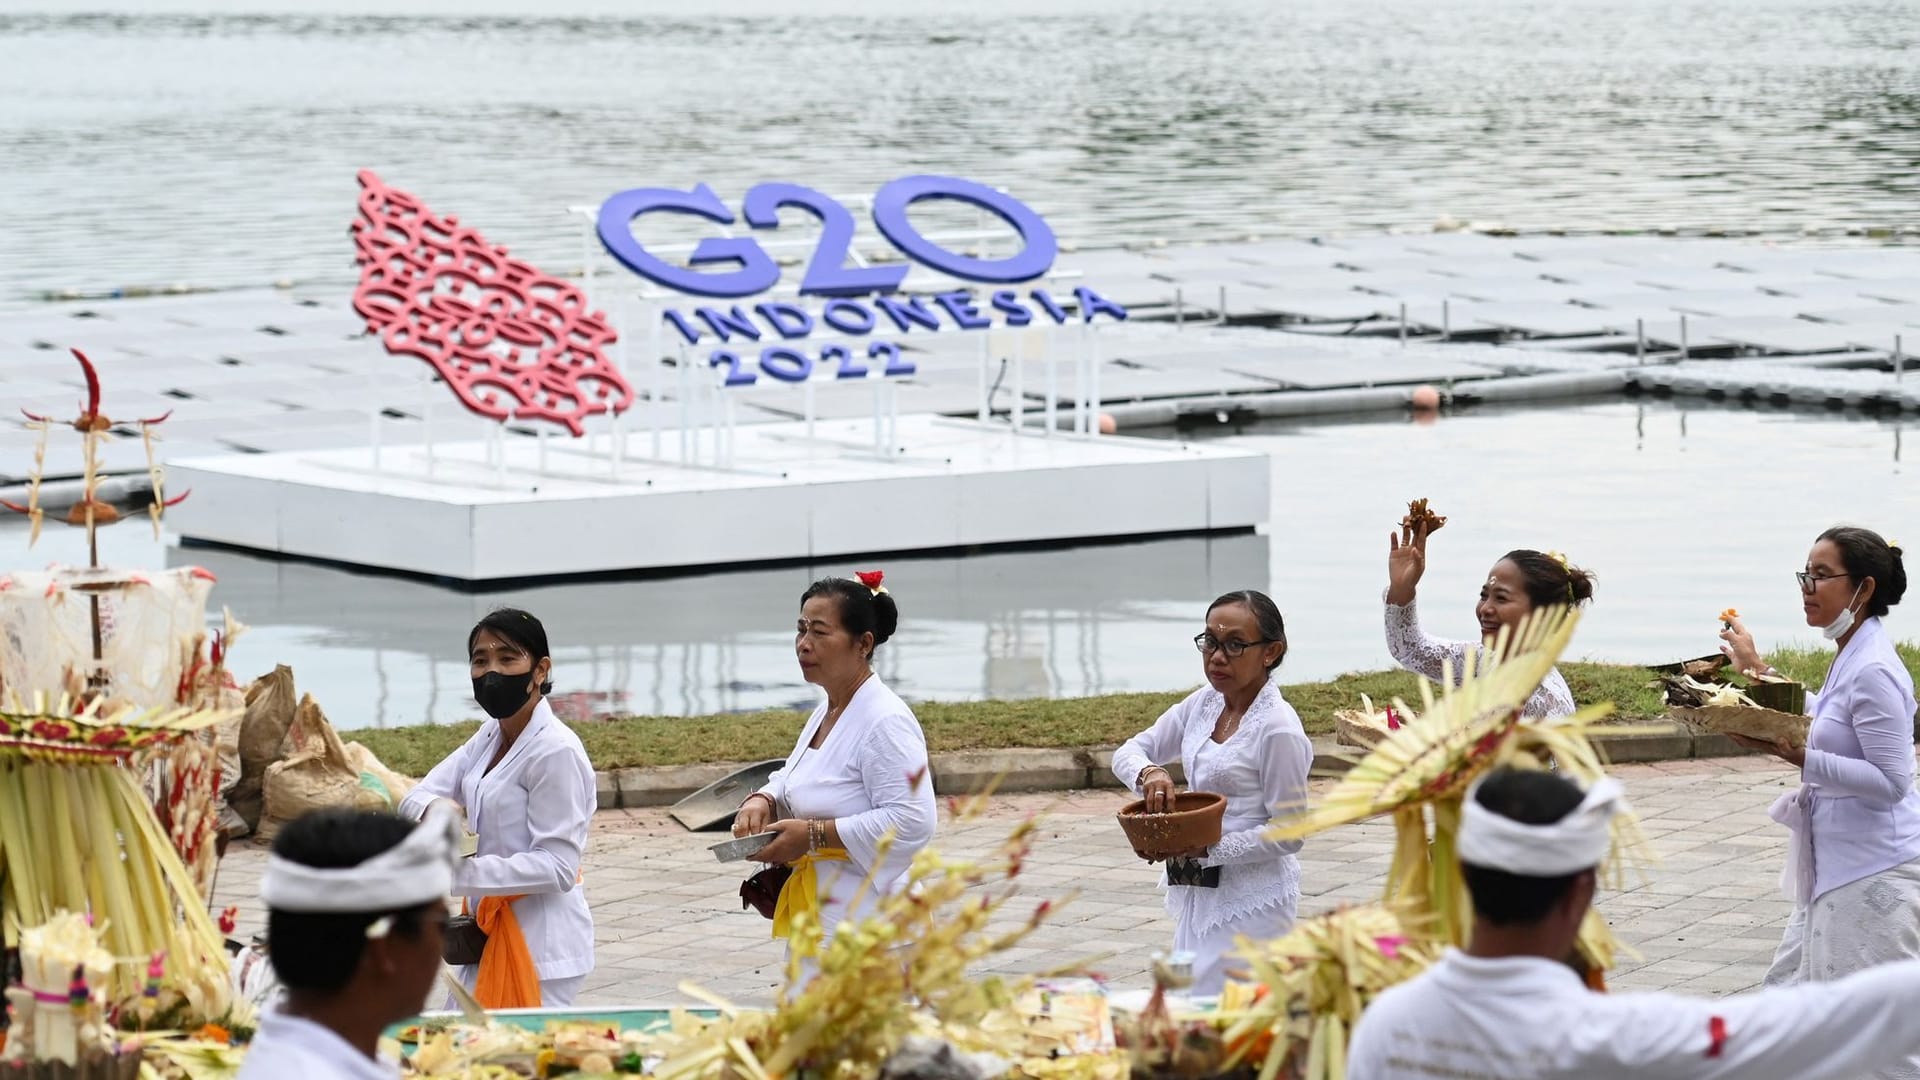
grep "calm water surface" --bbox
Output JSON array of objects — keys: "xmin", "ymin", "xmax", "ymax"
[
  {"xmin": 3, "ymin": 398, "xmax": 1913, "ymax": 729},
  {"xmin": 2, "ymin": 0, "xmax": 1917, "ymax": 301}
]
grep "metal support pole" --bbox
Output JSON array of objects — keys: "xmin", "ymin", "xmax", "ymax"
[
  {"xmin": 1441, "ymin": 300, "xmax": 1450, "ymax": 342},
  {"xmin": 1898, "ymin": 335, "xmax": 1906, "ymax": 382},
  {"xmin": 1088, "ymin": 325, "xmax": 1102, "ymax": 438},
  {"xmin": 1680, "ymin": 314, "xmax": 1689, "ymax": 362},
  {"xmin": 1175, "ymin": 288, "xmax": 1184, "ymax": 329},
  {"xmin": 1010, "ymin": 329, "xmax": 1024, "ymax": 436},
  {"xmin": 1043, "ymin": 327, "xmax": 1057, "ymax": 438},
  {"xmin": 978, "ymin": 332, "xmax": 991, "ymax": 423},
  {"xmin": 421, "ymin": 373, "xmax": 434, "ymax": 479},
  {"xmin": 677, "ymin": 343, "xmax": 691, "ymax": 464},
  {"xmin": 1399, "ymin": 303, "xmax": 1408, "ymax": 346},
  {"xmin": 1636, "ymin": 319, "xmax": 1646, "ymax": 364}
]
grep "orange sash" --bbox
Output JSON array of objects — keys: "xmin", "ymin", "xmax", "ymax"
[{"xmin": 469, "ymin": 895, "xmax": 542, "ymax": 1009}]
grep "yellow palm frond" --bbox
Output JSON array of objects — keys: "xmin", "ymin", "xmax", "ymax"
[{"xmin": 1271, "ymin": 604, "xmax": 1590, "ymax": 838}]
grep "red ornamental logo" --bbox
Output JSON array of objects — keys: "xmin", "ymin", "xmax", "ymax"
[{"xmin": 350, "ymin": 170, "xmax": 636, "ymax": 437}]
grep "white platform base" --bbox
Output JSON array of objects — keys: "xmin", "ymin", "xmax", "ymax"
[{"xmin": 165, "ymin": 417, "xmax": 1268, "ymax": 582}]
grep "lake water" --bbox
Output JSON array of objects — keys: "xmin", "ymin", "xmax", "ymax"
[
  {"xmin": 3, "ymin": 0, "xmax": 1918, "ymax": 302},
  {"xmin": 4, "ymin": 398, "xmax": 1914, "ymax": 729},
  {"xmin": 3, "ymin": 0, "xmax": 1918, "ymax": 728}
]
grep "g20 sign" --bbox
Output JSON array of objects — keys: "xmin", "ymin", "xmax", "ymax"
[{"xmin": 595, "ymin": 175, "xmax": 1128, "ymax": 387}]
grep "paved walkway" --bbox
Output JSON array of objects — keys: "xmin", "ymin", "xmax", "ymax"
[{"xmin": 210, "ymin": 755, "xmax": 1801, "ymax": 1006}]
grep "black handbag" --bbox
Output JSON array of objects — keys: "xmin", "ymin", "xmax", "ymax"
[
  {"xmin": 740, "ymin": 866, "xmax": 793, "ymax": 920},
  {"xmin": 442, "ymin": 914, "xmax": 489, "ymax": 967}
]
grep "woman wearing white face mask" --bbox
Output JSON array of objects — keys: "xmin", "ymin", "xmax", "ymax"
[{"xmin": 1720, "ymin": 527, "xmax": 1919, "ymax": 1071}]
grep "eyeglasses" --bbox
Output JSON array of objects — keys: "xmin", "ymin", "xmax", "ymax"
[
  {"xmin": 1193, "ymin": 633, "xmax": 1276, "ymax": 658},
  {"xmin": 1795, "ymin": 570, "xmax": 1854, "ymax": 594}
]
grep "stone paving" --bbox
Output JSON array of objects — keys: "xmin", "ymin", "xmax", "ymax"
[{"xmin": 209, "ymin": 755, "xmax": 1801, "ymax": 1007}]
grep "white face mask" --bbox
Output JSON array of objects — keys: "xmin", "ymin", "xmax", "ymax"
[{"xmin": 1821, "ymin": 580, "xmax": 1866, "ymax": 641}]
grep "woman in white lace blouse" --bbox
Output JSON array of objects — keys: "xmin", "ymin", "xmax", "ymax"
[
  {"xmin": 1384, "ymin": 518, "xmax": 1595, "ymax": 719},
  {"xmin": 1111, "ymin": 590, "xmax": 1314, "ymax": 994}
]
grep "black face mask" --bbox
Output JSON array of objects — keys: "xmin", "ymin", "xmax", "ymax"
[{"xmin": 472, "ymin": 670, "xmax": 535, "ymax": 720}]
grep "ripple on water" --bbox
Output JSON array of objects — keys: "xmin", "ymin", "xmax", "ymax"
[{"xmin": 1, "ymin": 0, "xmax": 1918, "ymax": 299}]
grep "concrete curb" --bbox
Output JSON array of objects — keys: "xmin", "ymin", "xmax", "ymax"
[{"xmin": 590, "ymin": 721, "xmax": 1750, "ymax": 811}]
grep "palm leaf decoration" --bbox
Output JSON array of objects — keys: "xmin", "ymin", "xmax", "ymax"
[{"xmin": 1269, "ymin": 603, "xmax": 1654, "ymax": 965}]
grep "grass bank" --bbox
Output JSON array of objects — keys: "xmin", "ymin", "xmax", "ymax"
[{"xmin": 352, "ymin": 644, "xmax": 1920, "ymax": 778}]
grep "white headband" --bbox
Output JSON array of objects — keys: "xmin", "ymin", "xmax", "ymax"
[
  {"xmin": 261, "ymin": 802, "xmax": 458, "ymax": 915},
  {"xmin": 1458, "ymin": 775, "xmax": 1626, "ymax": 877}
]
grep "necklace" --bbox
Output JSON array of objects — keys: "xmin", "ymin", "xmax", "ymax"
[{"xmin": 812, "ymin": 669, "xmax": 874, "ymax": 748}]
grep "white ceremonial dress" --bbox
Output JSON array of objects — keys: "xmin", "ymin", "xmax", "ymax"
[
  {"xmin": 399, "ymin": 699, "xmax": 596, "ymax": 1003},
  {"xmin": 1111, "ymin": 679, "xmax": 1314, "ymax": 994},
  {"xmin": 1761, "ymin": 615, "xmax": 1920, "ymax": 1078},
  {"xmin": 235, "ymin": 1008, "xmax": 398, "ymax": 1080},
  {"xmin": 754, "ymin": 676, "xmax": 938, "ymax": 943},
  {"xmin": 1384, "ymin": 595, "xmax": 1573, "ymax": 719},
  {"xmin": 1347, "ymin": 949, "xmax": 1920, "ymax": 1080}
]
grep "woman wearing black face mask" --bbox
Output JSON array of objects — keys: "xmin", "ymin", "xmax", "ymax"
[{"xmin": 398, "ymin": 608, "xmax": 596, "ymax": 1009}]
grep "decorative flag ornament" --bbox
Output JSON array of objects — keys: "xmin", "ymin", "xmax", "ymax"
[
  {"xmin": 350, "ymin": 170, "xmax": 636, "ymax": 437},
  {"xmin": 3, "ymin": 349, "xmax": 188, "ymax": 546},
  {"xmin": 856, "ymin": 570, "xmax": 887, "ymax": 596}
]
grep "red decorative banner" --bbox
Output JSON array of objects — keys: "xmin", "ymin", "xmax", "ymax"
[{"xmin": 350, "ymin": 170, "xmax": 635, "ymax": 437}]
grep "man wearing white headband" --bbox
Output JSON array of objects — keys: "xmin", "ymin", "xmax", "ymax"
[
  {"xmin": 1349, "ymin": 767, "xmax": 1920, "ymax": 1079},
  {"xmin": 236, "ymin": 805, "xmax": 457, "ymax": 1080}
]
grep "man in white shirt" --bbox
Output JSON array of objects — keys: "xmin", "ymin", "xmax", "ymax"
[
  {"xmin": 236, "ymin": 805, "xmax": 456, "ymax": 1080},
  {"xmin": 1348, "ymin": 767, "xmax": 1920, "ymax": 1080}
]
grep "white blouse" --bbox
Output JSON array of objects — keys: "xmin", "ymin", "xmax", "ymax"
[
  {"xmin": 1769, "ymin": 614, "xmax": 1920, "ymax": 904},
  {"xmin": 1110, "ymin": 680, "xmax": 1314, "ymax": 936},
  {"xmin": 755, "ymin": 676, "xmax": 937, "ymax": 935},
  {"xmin": 235, "ymin": 1009, "xmax": 398, "ymax": 1080},
  {"xmin": 1384, "ymin": 594, "xmax": 1575, "ymax": 720},
  {"xmin": 398, "ymin": 699, "xmax": 596, "ymax": 981},
  {"xmin": 1351, "ymin": 948, "xmax": 1920, "ymax": 1080}
]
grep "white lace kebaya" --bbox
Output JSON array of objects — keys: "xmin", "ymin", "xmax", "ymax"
[
  {"xmin": 1111, "ymin": 679, "xmax": 1314, "ymax": 992},
  {"xmin": 1383, "ymin": 592, "xmax": 1575, "ymax": 720}
]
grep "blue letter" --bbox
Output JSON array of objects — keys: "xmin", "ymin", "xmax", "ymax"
[
  {"xmin": 755, "ymin": 302, "xmax": 815, "ymax": 340},
  {"xmin": 1075, "ymin": 287, "xmax": 1130, "ymax": 324},
  {"xmin": 696, "ymin": 306, "xmax": 762, "ymax": 343},
  {"xmin": 663, "ymin": 309, "xmax": 704, "ymax": 345},
  {"xmin": 596, "ymin": 183, "xmax": 780, "ymax": 298},
  {"xmin": 875, "ymin": 295, "xmax": 942, "ymax": 333},
  {"xmin": 1030, "ymin": 289, "xmax": 1069, "ymax": 324},
  {"xmin": 933, "ymin": 290, "xmax": 991, "ymax": 331},
  {"xmin": 821, "ymin": 299, "xmax": 876, "ymax": 336},
  {"xmin": 990, "ymin": 290, "xmax": 1033, "ymax": 327}
]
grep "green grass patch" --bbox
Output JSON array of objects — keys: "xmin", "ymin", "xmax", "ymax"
[{"xmin": 349, "ymin": 646, "xmax": 1920, "ymax": 777}]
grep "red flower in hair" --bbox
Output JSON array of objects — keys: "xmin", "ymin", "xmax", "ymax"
[{"xmin": 856, "ymin": 570, "xmax": 885, "ymax": 593}]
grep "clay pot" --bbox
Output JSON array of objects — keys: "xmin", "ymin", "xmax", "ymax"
[{"xmin": 1116, "ymin": 791, "xmax": 1226, "ymax": 860}]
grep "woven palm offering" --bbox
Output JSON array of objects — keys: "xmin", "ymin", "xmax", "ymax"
[
  {"xmin": 0, "ymin": 691, "xmax": 239, "ymax": 1021},
  {"xmin": 1331, "ymin": 697, "xmax": 1407, "ymax": 751},
  {"xmin": 1663, "ymin": 674, "xmax": 1810, "ymax": 748},
  {"xmin": 1271, "ymin": 605, "xmax": 1654, "ymax": 985},
  {"xmin": 1212, "ymin": 904, "xmax": 1441, "ymax": 1080}
]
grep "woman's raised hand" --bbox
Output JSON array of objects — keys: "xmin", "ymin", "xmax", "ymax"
[
  {"xmin": 1719, "ymin": 616, "xmax": 1765, "ymax": 676},
  {"xmin": 1386, "ymin": 522, "xmax": 1430, "ymax": 606}
]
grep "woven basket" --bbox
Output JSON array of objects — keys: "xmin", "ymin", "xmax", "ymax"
[
  {"xmin": 1669, "ymin": 704, "xmax": 1810, "ymax": 748},
  {"xmin": 1333, "ymin": 709, "xmax": 1393, "ymax": 750},
  {"xmin": 1116, "ymin": 791, "xmax": 1226, "ymax": 860}
]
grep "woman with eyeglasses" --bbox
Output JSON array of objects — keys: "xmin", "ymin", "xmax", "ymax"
[
  {"xmin": 1110, "ymin": 590, "xmax": 1314, "ymax": 995},
  {"xmin": 1717, "ymin": 528, "xmax": 1919, "ymax": 1025},
  {"xmin": 1385, "ymin": 517, "xmax": 1595, "ymax": 719}
]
